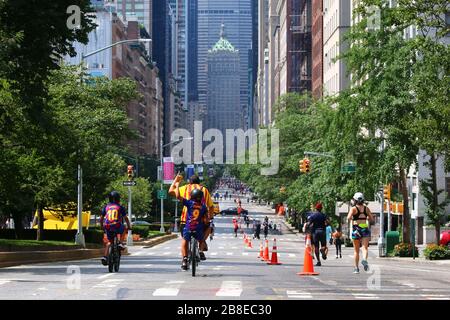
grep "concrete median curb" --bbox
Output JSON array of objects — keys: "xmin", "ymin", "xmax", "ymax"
[
  {"xmin": 134, "ymin": 233, "xmax": 178, "ymax": 248},
  {"xmin": 0, "ymin": 248, "xmax": 104, "ymax": 268},
  {"xmin": 375, "ymin": 256, "xmax": 450, "ymax": 265}
]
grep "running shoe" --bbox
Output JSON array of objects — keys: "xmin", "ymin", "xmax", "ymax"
[
  {"xmin": 181, "ymin": 257, "xmax": 188, "ymax": 271},
  {"xmin": 336, "ymin": 255, "xmax": 339, "ymax": 259},
  {"xmin": 118, "ymin": 243, "xmax": 126, "ymax": 250},
  {"xmin": 315, "ymin": 261, "xmax": 321, "ymax": 267},
  {"xmin": 361, "ymin": 259, "xmax": 370, "ymax": 272},
  {"xmin": 199, "ymin": 252, "xmax": 207, "ymax": 261},
  {"xmin": 320, "ymin": 247, "xmax": 327, "ymax": 260},
  {"xmin": 353, "ymin": 267, "xmax": 360, "ymax": 274},
  {"xmin": 101, "ymin": 256, "xmax": 108, "ymax": 266}
]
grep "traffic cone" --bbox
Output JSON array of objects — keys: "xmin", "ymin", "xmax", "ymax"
[
  {"xmin": 247, "ymin": 238, "xmax": 253, "ymax": 248},
  {"xmin": 262, "ymin": 239, "xmax": 270, "ymax": 261},
  {"xmin": 267, "ymin": 239, "xmax": 281, "ymax": 265},
  {"xmin": 258, "ymin": 242, "xmax": 263, "ymax": 259},
  {"xmin": 297, "ymin": 234, "xmax": 319, "ymax": 276}
]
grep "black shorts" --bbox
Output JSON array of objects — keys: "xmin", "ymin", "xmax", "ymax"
[{"xmin": 313, "ymin": 229, "xmax": 326, "ymax": 247}]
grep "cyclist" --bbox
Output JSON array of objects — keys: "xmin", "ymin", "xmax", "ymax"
[
  {"xmin": 170, "ymin": 177, "xmax": 208, "ymax": 271},
  {"xmin": 169, "ymin": 174, "xmax": 214, "ymax": 261},
  {"xmin": 347, "ymin": 192, "xmax": 375, "ymax": 274},
  {"xmin": 100, "ymin": 191, "xmax": 132, "ymax": 266},
  {"xmin": 307, "ymin": 202, "xmax": 330, "ymax": 267}
]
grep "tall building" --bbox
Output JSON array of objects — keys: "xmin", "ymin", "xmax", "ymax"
[
  {"xmin": 65, "ymin": 6, "xmax": 163, "ymax": 157},
  {"xmin": 198, "ymin": 0, "xmax": 253, "ymax": 132},
  {"xmin": 323, "ymin": 0, "xmax": 350, "ymax": 96},
  {"xmin": 311, "ymin": 0, "xmax": 323, "ymax": 99},
  {"xmin": 256, "ymin": 0, "xmax": 270, "ymax": 126},
  {"xmin": 269, "ymin": 0, "xmax": 312, "ymax": 112},
  {"xmin": 206, "ymin": 24, "xmax": 241, "ymax": 142}
]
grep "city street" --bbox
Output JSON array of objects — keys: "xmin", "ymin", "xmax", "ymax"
[{"xmin": 0, "ymin": 198, "xmax": 449, "ymax": 300}]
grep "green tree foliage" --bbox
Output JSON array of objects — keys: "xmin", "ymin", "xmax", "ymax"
[{"xmin": 105, "ymin": 177, "xmax": 154, "ymax": 220}]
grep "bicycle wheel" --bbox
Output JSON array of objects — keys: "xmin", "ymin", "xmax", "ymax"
[
  {"xmin": 114, "ymin": 242, "xmax": 121, "ymax": 272},
  {"xmin": 108, "ymin": 241, "xmax": 114, "ymax": 273},
  {"xmin": 191, "ymin": 238, "xmax": 196, "ymax": 277}
]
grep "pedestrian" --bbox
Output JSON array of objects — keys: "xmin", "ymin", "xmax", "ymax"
[
  {"xmin": 326, "ymin": 224, "xmax": 333, "ymax": 246},
  {"xmin": 263, "ymin": 220, "xmax": 269, "ymax": 239},
  {"xmin": 332, "ymin": 227, "xmax": 343, "ymax": 258},
  {"xmin": 254, "ymin": 220, "xmax": 261, "ymax": 239},
  {"xmin": 233, "ymin": 217, "xmax": 239, "ymax": 237},
  {"xmin": 307, "ymin": 202, "xmax": 330, "ymax": 267},
  {"xmin": 347, "ymin": 192, "xmax": 375, "ymax": 274}
]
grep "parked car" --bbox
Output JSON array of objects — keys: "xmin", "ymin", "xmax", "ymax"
[
  {"xmin": 220, "ymin": 207, "xmax": 248, "ymax": 216},
  {"xmin": 132, "ymin": 221, "xmax": 151, "ymax": 226},
  {"xmin": 440, "ymin": 230, "xmax": 450, "ymax": 248}
]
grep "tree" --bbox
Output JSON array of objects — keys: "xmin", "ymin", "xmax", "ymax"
[{"xmin": 106, "ymin": 177, "xmax": 154, "ymax": 220}]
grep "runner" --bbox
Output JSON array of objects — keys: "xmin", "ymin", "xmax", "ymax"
[
  {"xmin": 347, "ymin": 192, "xmax": 375, "ymax": 274},
  {"xmin": 332, "ymin": 227, "xmax": 343, "ymax": 258},
  {"xmin": 232, "ymin": 217, "xmax": 239, "ymax": 237},
  {"xmin": 306, "ymin": 202, "xmax": 330, "ymax": 267}
]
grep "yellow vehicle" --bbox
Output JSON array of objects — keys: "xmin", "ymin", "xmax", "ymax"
[
  {"xmin": 32, "ymin": 207, "xmax": 90, "ymax": 230},
  {"xmin": 213, "ymin": 202, "xmax": 220, "ymax": 215}
]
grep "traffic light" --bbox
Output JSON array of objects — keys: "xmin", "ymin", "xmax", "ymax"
[
  {"xmin": 127, "ymin": 165, "xmax": 134, "ymax": 181},
  {"xmin": 383, "ymin": 184, "xmax": 391, "ymax": 200},
  {"xmin": 299, "ymin": 159, "xmax": 305, "ymax": 173},
  {"xmin": 304, "ymin": 158, "xmax": 311, "ymax": 173}
]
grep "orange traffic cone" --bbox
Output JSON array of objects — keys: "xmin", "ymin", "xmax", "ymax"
[
  {"xmin": 297, "ymin": 235, "xmax": 319, "ymax": 276},
  {"xmin": 247, "ymin": 238, "xmax": 253, "ymax": 248},
  {"xmin": 258, "ymin": 242, "xmax": 263, "ymax": 259},
  {"xmin": 262, "ymin": 239, "xmax": 270, "ymax": 261},
  {"xmin": 267, "ymin": 239, "xmax": 281, "ymax": 265}
]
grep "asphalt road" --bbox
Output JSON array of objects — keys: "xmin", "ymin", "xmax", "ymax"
[{"xmin": 0, "ymin": 197, "xmax": 449, "ymax": 300}]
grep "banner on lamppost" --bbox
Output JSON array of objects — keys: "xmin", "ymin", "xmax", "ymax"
[
  {"xmin": 185, "ymin": 164, "xmax": 195, "ymax": 179},
  {"xmin": 163, "ymin": 157, "xmax": 175, "ymax": 184}
]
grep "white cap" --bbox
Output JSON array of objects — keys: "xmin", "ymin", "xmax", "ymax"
[{"xmin": 353, "ymin": 192, "xmax": 364, "ymax": 201}]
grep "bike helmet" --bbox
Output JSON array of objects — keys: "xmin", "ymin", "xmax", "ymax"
[
  {"xmin": 190, "ymin": 188, "xmax": 204, "ymax": 202},
  {"xmin": 109, "ymin": 191, "xmax": 121, "ymax": 203},
  {"xmin": 353, "ymin": 192, "xmax": 365, "ymax": 204}
]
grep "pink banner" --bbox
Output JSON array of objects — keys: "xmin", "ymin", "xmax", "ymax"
[{"xmin": 163, "ymin": 157, "xmax": 174, "ymax": 184}]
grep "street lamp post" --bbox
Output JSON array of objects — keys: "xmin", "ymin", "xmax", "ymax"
[{"xmin": 75, "ymin": 38, "xmax": 152, "ymax": 247}]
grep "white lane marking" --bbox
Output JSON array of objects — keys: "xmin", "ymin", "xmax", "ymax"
[
  {"xmin": 153, "ymin": 281, "xmax": 184, "ymax": 296},
  {"xmin": 97, "ymin": 273, "xmax": 114, "ymax": 280},
  {"xmin": 226, "ymin": 252, "xmax": 233, "ymax": 256},
  {"xmin": 93, "ymin": 279, "xmax": 124, "ymax": 289},
  {"xmin": 162, "ymin": 252, "xmax": 171, "ymax": 255},
  {"xmin": 211, "ymin": 252, "xmax": 218, "ymax": 256},
  {"xmin": 145, "ymin": 264, "xmax": 153, "ymax": 267},
  {"xmin": 352, "ymin": 293, "xmax": 379, "ymax": 299},
  {"xmin": 0, "ymin": 280, "xmax": 11, "ymax": 286},
  {"xmin": 286, "ymin": 290, "xmax": 312, "ymax": 299},
  {"xmin": 133, "ymin": 251, "xmax": 143, "ymax": 256},
  {"xmin": 216, "ymin": 281, "xmax": 242, "ymax": 297},
  {"xmin": 232, "ymin": 247, "xmax": 238, "ymax": 249},
  {"xmin": 38, "ymin": 287, "xmax": 48, "ymax": 291},
  {"xmin": 288, "ymin": 254, "xmax": 296, "ymax": 258},
  {"xmin": 146, "ymin": 252, "xmax": 156, "ymax": 255},
  {"xmin": 242, "ymin": 252, "xmax": 249, "ymax": 256},
  {"xmin": 219, "ymin": 247, "xmax": 225, "ymax": 249}
]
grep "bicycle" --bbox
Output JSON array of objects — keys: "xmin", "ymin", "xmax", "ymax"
[
  {"xmin": 108, "ymin": 234, "xmax": 121, "ymax": 273},
  {"xmin": 187, "ymin": 230, "xmax": 201, "ymax": 277}
]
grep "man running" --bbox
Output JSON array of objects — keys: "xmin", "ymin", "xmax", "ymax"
[
  {"xmin": 232, "ymin": 217, "xmax": 239, "ymax": 237},
  {"xmin": 307, "ymin": 202, "xmax": 330, "ymax": 267},
  {"xmin": 347, "ymin": 192, "xmax": 375, "ymax": 274}
]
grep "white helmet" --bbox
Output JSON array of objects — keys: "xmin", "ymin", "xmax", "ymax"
[{"xmin": 353, "ymin": 192, "xmax": 364, "ymax": 203}]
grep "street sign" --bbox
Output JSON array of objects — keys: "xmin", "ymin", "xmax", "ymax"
[
  {"xmin": 340, "ymin": 162, "xmax": 356, "ymax": 173},
  {"xmin": 123, "ymin": 181, "xmax": 137, "ymax": 187},
  {"xmin": 157, "ymin": 189, "xmax": 167, "ymax": 199}
]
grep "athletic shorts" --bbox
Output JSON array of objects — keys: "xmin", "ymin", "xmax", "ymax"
[
  {"xmin": 313, "ymin": 229, "xmax": 326, "ymax": 247},
  {"xmin": 182, "ymin": 226, "xmax": 204, "ymax": 242},
  {"xmin": 104, "ymin": 224, "xmax": 125, "ymax": 241},
  {"xmin": 352, "ymin": 224, "xmax": 371, "ymax": 240}
]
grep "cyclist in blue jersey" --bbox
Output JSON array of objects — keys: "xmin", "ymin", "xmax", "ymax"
[
  {"xmin": 169, "ymin": 177, "xmax": 209, "ymax": 271},
  {"xmin": 100, "ymin": 191, "xmax": 132, "ymax": 266}
]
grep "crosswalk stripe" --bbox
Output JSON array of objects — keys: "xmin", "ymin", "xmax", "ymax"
[
  {"xmin": 0, "ymin": 280, "xmax": 11, "ymax": 286},
  {"xmin": 226, "ymin": 252, "xmax": 233, "ymax": 256},
  {"xmin": 153, "ymin": 281, "xmax": 184, "ymax": 296},
  {"xmin": 288, "ymin": 254, "xmax": 296, "ymax": 258},
  {"xmin": 216, "ymin": 281, "xmax": 242, "ymax": 297},
  {"xmin": 211, "ymin": 252, "xmax": 218, "ymax": 256},
  {"xmin": 286, "ymin": 290, "xmax": 312, "ymax": 299},
  {"xmin": 93, "ymin": 279, "xmax": 124, "ymax": 289},
  {"xmin": 242, "ymin": 252, "xmax": 249, "ymax": 256}
]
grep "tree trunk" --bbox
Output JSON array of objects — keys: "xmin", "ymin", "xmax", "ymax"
[
  {"xmin": 36, "ymin": 205, "xmax": 44, "ymax": 241},
  {"xmin": 400, "ymin": 168, "xmax": 410, "ymax": 244},
  {"xmin": 11, "ymin": 209, "xmax": 23, "ymax": 240},
  {"xmin": 431, "ymin": 153, "xmax": 440, "ymax": 245}
]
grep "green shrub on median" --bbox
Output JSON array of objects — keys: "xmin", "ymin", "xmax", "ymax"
[
  {"xmin": 392, "ymin": 243, "xmax": 419, "ymax": 257},
  {"xmin": 423, "ymin": 244, "xmax": 450, "ymax": 260}
]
